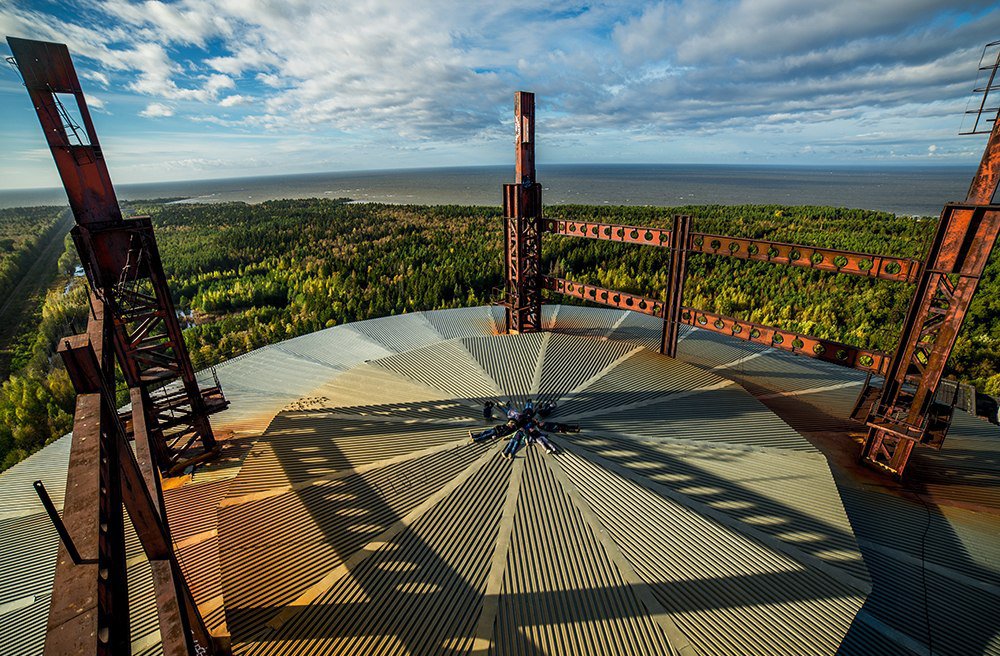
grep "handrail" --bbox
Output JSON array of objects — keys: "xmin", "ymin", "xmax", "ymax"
[
  {"xmin": 542, "ymin": 274, "xmax": 890, "ymax": 375},
  {"xmin": 543, "ymin": 218, "xmax": 921, "ymax": 283}
]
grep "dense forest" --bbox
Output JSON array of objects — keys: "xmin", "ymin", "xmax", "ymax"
[
  {"xmin": 2, "ymin": 198, "xmax": 1000, "ymax": 471},
  {"xmin": 0, "ymin": 206, "xmax": 64, "ymax": 301}
]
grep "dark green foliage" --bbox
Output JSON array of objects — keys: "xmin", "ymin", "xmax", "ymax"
[
  {"xmin": 132, "ymin": 199, "xmax": 503, "ymax": 369},
  {"xmin": 0, "ymin": 206, "xmax": 64, "ymax": 300}
]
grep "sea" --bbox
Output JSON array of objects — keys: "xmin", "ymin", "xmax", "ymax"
[{"xmin": 0, "ymin": 164, "xmax": 978, "ymax": 217}]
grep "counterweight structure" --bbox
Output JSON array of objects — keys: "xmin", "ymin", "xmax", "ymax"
[{"xmin": 7, "ymin": 37, "xmax": 228, "ymax": 474}]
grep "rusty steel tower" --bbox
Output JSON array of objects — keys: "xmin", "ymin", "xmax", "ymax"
[
  {"xmin": 6, "ymin": 36, "xmax": 229, "ymax": 656},
  {"xmin": 501, "ymin": 92, "xmax": 543, "ymax": 334},
  {"xmin": 855, "ymin": 40, "xmax": 1000, "ymax": 476},
  {"xmin": 7, "ymin": 37, "xmax": 228, "ymax": 475}
]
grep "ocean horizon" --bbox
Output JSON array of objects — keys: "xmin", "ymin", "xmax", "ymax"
[{"xmin": 0, "ymin": 163, "xmax": 977, "ymax": 216}]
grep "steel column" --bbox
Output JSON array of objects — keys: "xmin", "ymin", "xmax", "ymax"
[
  {"xmin": 661, "ymin": 215, "xmax": 691, "ymax": 356},
  {"xmin": 502, "ymin": 91, "xmax": 542, "ymax": 333},
  {"xmin": 54, "ymin": 301, "xmax": 220, "ymax": 655}
]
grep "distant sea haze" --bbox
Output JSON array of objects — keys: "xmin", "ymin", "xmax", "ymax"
[{"xmin": 0, "ymin": 164, "xmax": 977, "ymax": 217}]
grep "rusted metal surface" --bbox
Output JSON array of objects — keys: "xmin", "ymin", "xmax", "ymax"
[
  {"xmin": 543, "ymin": 219, "xmax": 920, "ymax": 283},
  {"xmin": 861, "ymin": 100, "xmax": 1000, "ymax": 477},
  {"xmin": 688, "ymin": 232, "xmax": 920, "ymax": 282},
  {"xmin": 861, "ymin": 203, "xmax": 1000, "ymax": 476},
  {"xmin": 48, "ymin": 302, "xmax": 128, "ymax": 656},
  {"xmin": 660, "ymin": 215, "xmax": 690, "ymax": 357},
  {"xmin": 502, "ymin": 91, "xmax": 542, "ymax": 334},
  {"xmin": 542, "ymin": 276, "xmax": 664, "ymax": 316},
  {"xmin": 678, "ymin": 307, "xmax": 890, "ymax": 375},
  {"xmin": 545, "ymin": 219, "xmax": 674, "ymax": 248},
  {"xmin": 50, "ymin": 301, "xmax": 220, "ymax": 655},
  {"xmin": 8, "ymin": 37, "xmax": 227, "ymax": 472},
  {"xmin": 542, "ymin": 275, "xmax": 890, "ymax": 375},
  {"xmin": 5, "ymin": 37, "xmax": 121, "ymax": 227}
]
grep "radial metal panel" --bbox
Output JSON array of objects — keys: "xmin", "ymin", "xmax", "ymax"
[
  {"xmin": 0, "ymin": 434, "xmax": 73, "ymax": 519},
  {"xmin": 492, "ymin": 448, "xmax": 676, "ymax": 655},
  {"xmin": 371, "ymin": 339, "xmax": 501, "ymax": 398},
  {"xmin": 5, "ymin": 306, "xmax": 999, "ymax": 656},
  {"xmin": 537, "ymin": 332, "xmax": 636, "ymax": 401},
  {"xmin": 348, "ymin": 312, "xmax": 444, "ymax": 354},
  {"xmin": 559, "ymin": 451, "xmax": 866, "ymax": 656},
  {"xmin": 463, "ymin": 333, "xmax": 546, "ymax": 403},
  {"xmin": 582, "ymin": 386, "xmax": 815, "ymax": 452},
  {"xmin": 422, "ymin": 306, "xmax": 501, "ymax": 339}
]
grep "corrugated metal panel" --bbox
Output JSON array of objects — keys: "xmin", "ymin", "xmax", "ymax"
[
  {"xmin": 582, "ymin": 385, "xmax": 816, "ymax": 452},
  {"xmin": 0, "ymin": 512, "xmax": 59, "ymax": 608},
  {"xmin": 372, "ymin": 339, "xmax": 501, "ymax": 397},
  {"xmin": 163, "ymin": 479, "xmax": 230, "ymax": 542},
  {"xmin": 605, "ymin": 310, "xmax": 664, "ymax": 351},
  {"xmin": 226, "ymin": 416, "xmax": 475, "ymax": 498},
  {"xmin": 910, "ymin": 411, "xmax": 1000, "ymax": 511},
  {"xmin": 555, "ymin": 349, "xmax": 721, "ymax": 418},
  {"xmin": 492, "ymin": 447, "xmax": 676, "ymax": 655},
  {"xmin": 6, "ymin": 305, "xmax": 1000, "ymax": 656},
  {"xmin": 220, "ymin": 440, "xmax": 490, "ymax": 642},
  {"xmin": 559, "ymin": 450, "xmax": 866, "ymax": 656},
  {"xmin": 128, "ymin": 557, "xmax": 163, "ymax": 656},
  {"xmin": 306, "ymin": 361, "xmax": 480, "ymax": 419},
  {"xmin": 270, "ymin": 324, "xmax": 392, "ymax": 370},
  {"xmin": 542, "ymin": 303, "xmax": 560, "ymax": 330},
  {"xmin": 463, "ymin": 333, "xmax": 545, "ymax": 404},
  {"xmin": 678, "ymin": 327, "xmax": 769, "ymax": 370},
  {"xmin": 348, "ymin": 312, "xmax": 444, "ymax": 353},
  {"xmin": 423, "ymin": 306, "xmax": 501, "ymax": 339},
  {"xmin": 253, "ymin": 453, "xmax": 508, "ymax": 655},
  {"xmin": 550, "ymin": 303, "xmax": 627, "ymax": 337},
  {"xmin": 567, "ymin": 432, "xmax": 868, "ymax": 583},
  {"xmin": 537, "ymin": 332, "xmax": 636, "ymax": 402},
  {"xmin": 0, "ymin": 434, "xmax": 72, "ymax": 519},
  {"xmin": 0, "ymin": 592, "xmax": 50, "ymax": 656},
  {"xmin": 492, "ymin": 304, "xmax": 509, "ymax": 332}
]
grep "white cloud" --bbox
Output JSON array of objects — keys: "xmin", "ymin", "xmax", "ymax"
[
  {"xmin": 3, "ymin": 0, "xmax": 998, "ymax": 183},
  {"xmin": 139, "ymin": 102, "xmax": 174, "ymax": 118},
  {"xmin": 82, "ymin": 70, "xmax": 110, "ymax": 87},
  {"xmin": 219, "ymin": 94, "xmax": 250, "ymax": 107}
]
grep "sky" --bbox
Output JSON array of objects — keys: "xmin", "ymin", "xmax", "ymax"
[{"xmin": 1, "ymin": 1, "xmax": 1000, "ymax": 189}]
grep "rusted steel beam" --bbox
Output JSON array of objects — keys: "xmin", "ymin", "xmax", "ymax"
[
  {"xmin": 542, "ymin": 275, "xmax": 889, "ymax": 374},
  {"xmin": 48, "ymin": 304, "xmax": 129, "ymax": 656},
  {"xmin": 861, "ymin": 203, "xmax": 1000, "ymax": 475},
  {"xmin": 542, "ymin": 275, "xmax": 664, "ymax": 316},
  {"xmin": 678, "ymin": 307, "xmax": 890, "ymax": 375},
  {"xmin": 542, "ymin": 218, "xmax": 920, "ymax": 282},
  {"xmin": 688, "ymin": 232, "xmax": 920, "ymax": 283},
  {"xmin": 10, "ymin": 37, "xmax": 226, "ymax": 471},
  {"xmin": 544, "ymin": 219, "xmax": 674, "ymax": 248},
  {"xmin": 514, "ymin": 91, "xmax": 534, "ymax": 185},
  {"xmin": 6, "ymin": 37, "xmax": 122, "ymax": 227},
  {"xmin": 860, "ymin": 94, "xmax": 1000, "ymax": 477},
  {"xmin": 661, "ymin": 215, "xmax": 691, "ymax": 357}
]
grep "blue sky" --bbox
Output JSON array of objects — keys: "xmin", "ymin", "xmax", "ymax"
[{"xmin": 2, "ymin": 1, "xmax": 999, "ymax": 189}]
